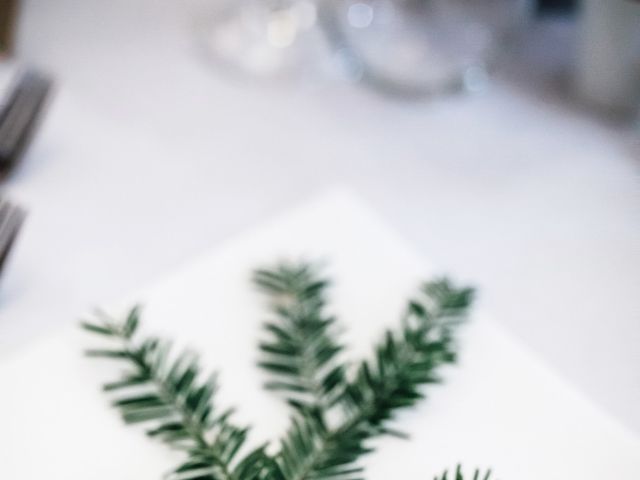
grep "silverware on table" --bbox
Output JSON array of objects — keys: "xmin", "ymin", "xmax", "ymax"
[
  {"xmin": 0, "ymin": 196, "xmax": 24, "ymax": 279},
  {"xmin": 0, "ymin": 68, "xmax": 51, "ymax": 284},
  {"xmin": 0, "ymin": 69, "xmax": 52, "ymax": 179}
]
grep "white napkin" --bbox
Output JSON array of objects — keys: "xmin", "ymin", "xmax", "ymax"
[{"xmin": 1, "ymin": 189, "xmax": 638, "ymax": 479}]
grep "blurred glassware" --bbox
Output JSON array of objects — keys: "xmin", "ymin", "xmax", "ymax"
[
  {"xmin": 196, "ymin": 0, "xmax": 532, "ymax": 96},
  {"xmin": 322, "ymin": 0, "xmax": 533, "ymax": 97},
  {"xmin": 197, "ymin": 0, "xmax": 323, "ymax": 80}
]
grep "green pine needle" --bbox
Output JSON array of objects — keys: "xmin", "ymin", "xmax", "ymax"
[
  {"xmin": 254, "ymin": 262, "xmax": 345, "ymax": 414},
  {"xmin": 82, "ymin": 260, "xmax": 488, "ymax": 480},
  {"xmin": 81, "ymin": 307, "xmax": 268, "ymax": 480},
  {"xmin": 433, "ymin": 465, "xmax": 493, "ymax": 480},
  {"xmin": 259, "ymin": 265, "xmax": 474, "ymax": 480}
]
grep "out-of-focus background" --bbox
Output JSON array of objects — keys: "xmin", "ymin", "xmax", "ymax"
[{"xmin": 0, "ymin": 0, "xmax": 638, "ymax": 436}]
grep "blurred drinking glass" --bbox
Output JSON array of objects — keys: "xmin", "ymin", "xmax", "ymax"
[
  {"xmin": 323, "ymin": 0, "xmax": 533, "ymax": 97},
  {"xmin": 197, "ymin": 0, "xmax": 531, "ymax": 95},
  {"xmin": 197, "ymin": 0, "xmax": 323, "ymax": 80}
]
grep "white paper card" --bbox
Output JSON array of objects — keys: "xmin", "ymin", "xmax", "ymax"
[{"xmin": 1, "ymin": 189, "xmax": 638, "ymax": 479}]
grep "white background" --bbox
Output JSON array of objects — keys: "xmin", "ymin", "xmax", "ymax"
[{"xmin": 1, "ymin": 0, "xmax": 639, "ymax": 437}]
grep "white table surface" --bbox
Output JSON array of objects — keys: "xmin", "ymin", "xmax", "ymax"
[
  {"xmin": 2, "ymin": 0, "xmax": 639, "ymax": 437},
  {"xmin": 2, "ymin": 190, "xmax": 639, "ymax": 479}
]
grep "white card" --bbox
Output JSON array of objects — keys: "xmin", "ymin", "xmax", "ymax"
[{"xmin": 1, "ymin": 189, "xmax": 638, "ymax": 479}]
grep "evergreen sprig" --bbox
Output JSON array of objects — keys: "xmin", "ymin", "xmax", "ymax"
[
  {"xmin": 82, "ymin": 260, "xmax": 488, "ymax": 480},
  {"xmin": 434, "ymin": 466, "xmax": 493, "ymax": 480},
  {"xmin": 82, "ymin": 308, "xmax": 271, "ymax": 480},
  {"xmin": 253, "ymin": 263, "xmax": 345, "ymax": 413},
  {"xmin": 255, "ymin": 265, "xmax": 474, "ymax": 480}
]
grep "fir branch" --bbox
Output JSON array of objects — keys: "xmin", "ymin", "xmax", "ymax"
[
  {"xmin": 254, "ymin": 263, "xmax": 346, "ymax": 414},
  {"xmin": 82, "ymin": 263, "xmax": 485, "ymax": 480},
  {"xmin": 271, "ymin": 276, "xmax": 474, "ymax": 480},
  {"xmin": 82, "ymin": 307, "xmax": 268, "ymax": 480},
  {"xmin": 434, "ymin": 465, "xmax": 493, "ymax": 480}
]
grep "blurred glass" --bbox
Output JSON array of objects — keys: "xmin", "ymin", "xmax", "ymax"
[
  {"xmin": 324, "ymin": 0, "xmax": 533, "ymax": 97},
  {"xmin": 197, "ymin": 0, "xmax": 323, "ymax": 79},
  {"xmin": 197, "ymin": 0, "xmax": 532, "ymax": 95}
]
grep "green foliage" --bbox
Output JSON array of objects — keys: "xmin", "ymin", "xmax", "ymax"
[
  {"xmin": 255, "ymin": 265, "xmax": 474, "ymax": 480},
  {"xmin": 82, "ymin": 308, "xmax": 269, "ymax": 480},
  {"xmin": 433, "ymin": 466, "xmax": 493, "ymax": 480},
  {"xmin": 254, "ymin": 263, "xmax": 345, "ymax": 413},
  {"xmin": 83, "ymin": 260, "xmax": 486, "ymax": 480}
]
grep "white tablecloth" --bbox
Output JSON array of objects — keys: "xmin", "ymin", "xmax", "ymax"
[{"xmin": 2, "ymin": 0, "xmax": 639, "ymax": 435}]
